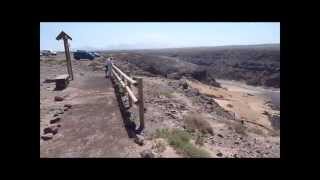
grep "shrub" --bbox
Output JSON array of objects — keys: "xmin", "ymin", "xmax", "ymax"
[
  {"xmin": 159, "ymin": 91, "xmax": 174, "ymax": 98},
  {"xmin": 233, "ymin": 123, "xmax": 247, "ymax": 135},
  {"xmin": 152, "ymin": 139, "xmax": 167, "ymax": 153},
  {"xmin": 153, "ymin": 128, "xmax": 211, "ymax": 158},
  {"xmin": 184, "ymin": 113, "xmax": 214, "ymax": 135},
  {"xmin": 195, "ymin": 132, "xmax": 205, "ymax": 146}
]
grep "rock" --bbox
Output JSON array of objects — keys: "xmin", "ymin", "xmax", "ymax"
[
  {"xmin": 170, "ymin": 110, "xmax": 177, "ymax": 114},
  {"xmin": 53, "ymin": 114, "xmax": 59, "ymax": 117},
  {"xmin": 41, "ymin": 134, "xmax": 53, "ymax": 141},
  {"xmin": 134, "ymin": 135, "xmax": 145, "ymax": 146},
  {"xmin": 182, "ymin": 82, "xmax": 188, "ymax": 89},
  {"xmin": 256, "ymin": 150, "xmax": 261, "ymax": 154},
  {"xmin": 54, "ymin": 96, "xmax": 64, "ymax": 101},
  {"xmin": 234, "ymin": 141, "xmax": 240, "ymax": 145},
  {"xmin": 43, "ymin": 125, "xmax": 59, "ymax": 135},
  {"xmin": 185, "ymin": 88, "xmax": 200, "ymax": 97},
  {"xmin": 140, "ymin": 149, "xmax": 155, "ymax": 158},
  {"xmin": 167, "ymin": 73, "xmax": 181, "ymax": 79},
  {"xmin": 50, "ymin": 117, "xmax": 61, "ymax": 124},
  {"xmin": 64, "ymin": 104, "xmax": 72, "ymax": 108},
  {"xmin": 179, "ymin": 104, "xmax": 186, "ymax": 110},
  {"xmin": 165, "ymin": 113, "xmax": 177, "ymax": 119},
  {"xmin": 53, "ymin": 109, "xmax": 64, "ymax": 116},
  {"xmin": 217, "ymin": 134, "xmax": 224, "ymax": 138},
  {"xmin": 179, "ymin": 78, "xmax": 189, "ymax": 89},
  {"xmin": 216, "ymin": 152, "xmax": 223, "ymax": 157}
]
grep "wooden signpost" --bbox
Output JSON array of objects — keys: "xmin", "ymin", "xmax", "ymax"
[{"xmin": 56, "ymin": 31, "xmax": 74, "ymax": 80}]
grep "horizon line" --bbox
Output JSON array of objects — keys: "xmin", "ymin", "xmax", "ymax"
[{"xmin": 42, "ymin": 43, "xmax": 280, "ymax": 52}]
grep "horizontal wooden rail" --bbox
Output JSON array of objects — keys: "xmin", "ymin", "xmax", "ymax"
[
  {"xmin": 112, "ymin": 69, "xmax": 138, "ymax": 104},
  {"xmin": 110, "ymin": 62, "xmax": 144, "ymax": 131},
  {"xmin": 112, "ymin": 64, "xmax": 137, "ymax": 85}
]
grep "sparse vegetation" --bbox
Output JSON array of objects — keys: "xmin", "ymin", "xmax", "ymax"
[
  {"xmin": 248, "ymin": 127, "xmax": 264, "ymax": 136},
  {"xmin": 184, "ymin": 113, "xmax": 214, "ymax": 135},
  {"xmin": 152, "ymin": 139, "xmax": 167, "ymax": 153},
  {"xmin": 153, "ymin": 128, "xmax": 211, "ymax": 158},
  {"xmin": 195, "ymin": 131, "xmax": 205, "ymax": 146},
  {"xmin": 233, "ymin": 123, "xmax": 247, "ymax": 135},
  {"xmin": 159, "ymin": 91, "xmax": 174, "ymax": 98},
  {"xmin": 44, "ymin": 59, "xmax": 67, "ymax": 65}
]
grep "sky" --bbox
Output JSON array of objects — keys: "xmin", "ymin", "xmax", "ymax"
[{"xmin": 40, "ymin": 22, "xmax": 280, "ymax": 51}]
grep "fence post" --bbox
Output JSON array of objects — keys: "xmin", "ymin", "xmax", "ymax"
[
  {"xmin": 127, "ymin": 76, "xmax": 132, "ymax": 108},
  {"xmin": 137, "ymin": 77, "xmax": 144, "ymax": 130}
]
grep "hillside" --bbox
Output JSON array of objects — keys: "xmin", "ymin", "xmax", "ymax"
[{"xmin": 103, "ymin": 44, "xmax": 280, "ymax": 88}]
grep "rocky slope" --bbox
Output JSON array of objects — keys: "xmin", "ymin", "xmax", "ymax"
[{"xmin": 104, "ymin": 44, "xmax": 280, "ymax": 88}]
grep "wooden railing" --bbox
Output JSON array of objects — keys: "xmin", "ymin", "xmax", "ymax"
[{"xmin": 111, "ymin": 63, "xmax": 145, "ymax": 130}]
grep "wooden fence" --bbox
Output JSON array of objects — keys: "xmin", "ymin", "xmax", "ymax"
[{"xmin": 111, "ymin": 63, "xmax": 144, "ymax": 130}]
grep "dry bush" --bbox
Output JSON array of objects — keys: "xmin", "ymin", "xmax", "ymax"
[
  {"xmin": 195, "ymin": 132, "xmax": 205, "ymax": 146},
  {"xmin": 184, "ymin": 113, "xmax": 214, "ymax": 135},
  {"xmin": 248, "ymin": 127, "xmax": 264, "ymax": 136},
  {"xmin": 153, "ymin": 128, "xmax": 210, "ymax": 158},
  {"xmin": 232, "ymin": 123, "xmax": 247, "ymax": 135},
  {"xmin": 152, "ymin": 139, "xmax": 167, "ymax": 153}
]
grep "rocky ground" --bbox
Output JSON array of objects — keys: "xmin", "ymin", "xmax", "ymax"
[{"xmin": 40, "ymin": 53, "xmax": 280, "ymax": 158}]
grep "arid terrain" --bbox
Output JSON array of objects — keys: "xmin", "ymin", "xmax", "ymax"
[{"xmin": 40, "ymin": 45, "xmax": 280, "ymax": 158}]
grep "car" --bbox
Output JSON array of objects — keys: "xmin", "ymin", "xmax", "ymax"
[
  {"xmin": 73, "ymin": 51, "xmax": 95, "ymax": 60},
  {"xmin": 88, "ymin": 52, "xmax": 100, "ymax": 57},
  {"xmin": 41, "ymin": 50, "xmax": 56, "ymax": 56},
  {"xmin": 41, "ymin": 50, "xmax": 51, "ymax": 56},
  {"xmin": 92, "ymin": 52, "xmax": 101, "ymax": 57}
]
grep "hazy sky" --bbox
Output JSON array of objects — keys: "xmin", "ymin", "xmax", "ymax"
[{"xmin": 40, "ymin": 22, "xmax": 280, "ymax": 51}]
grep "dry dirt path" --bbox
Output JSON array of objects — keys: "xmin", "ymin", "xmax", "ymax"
[{"xmin": 40, "ymin": 72, "xmax": 138, "ymax": 157}]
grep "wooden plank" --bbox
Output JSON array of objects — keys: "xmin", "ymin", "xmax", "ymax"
[
  {"xmin": 125, "ymin": 86, "xmax": 138, "ymax": 104},
  {"xmin": 112, "ymin": 70, "xmax": 138, "ymax": 103},
  {"xmin": 127, "ymin": 77, "xmax": 133, "ymax": 107},
  {"xmin": 137, "ymin": 78, "xmax": 144, "ymax": 130},
  {"xmin": 112, "ymin": 64, "xmax": 137, "ymax": 85},
  {"xmin": 112, "ymin": 69, "xmax": 125, "ymax": 87}
]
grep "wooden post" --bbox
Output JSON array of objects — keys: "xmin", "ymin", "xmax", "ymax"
[
  {"xmin": 137, "ymin": 77, "xmax": 144, "ymax": 130},
  {"xmin": 56, "ymin": 31, "xmax": 73, "ymax": 80},
  {"xmin": 63, "ymin": 39, "xmax": 73, "ymax": 80},
  {"xmin": 127, "ymin": 78, "xmax": 132, "ymax": 108}
]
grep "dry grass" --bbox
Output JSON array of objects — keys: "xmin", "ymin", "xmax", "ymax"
[
  {"xmin": 152, "ymin": 139, "xmax": 167, "ymax": 153},
  {"xmin": 153, "ymin": 128, "xmax": 211, "ymax": 158},
  {"xmin": 184, "ymin": 113, "xmax": 214, "ymax": 135},
  {"xmin": 159, "ymin": 91, "xmax": 174, "ymax": 98},
  {"xmin": 232, "ymin": 123, "xmax": 247, "ymax": 135},
  {"xmin": 248, "ymin": 127, "xmax": 265, "ymax": 136},
  {"xmin": 195, "ymin": 132, "xmax": 205, "ymax": 146},
  {"xmin": 44, "ymin": 59, "xmax": 66, "ymax": 65}
]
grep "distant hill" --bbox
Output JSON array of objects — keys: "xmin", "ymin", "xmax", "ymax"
[{"xmin": 104, "ymin": 44, "xmax": 280, "ymax": 88}]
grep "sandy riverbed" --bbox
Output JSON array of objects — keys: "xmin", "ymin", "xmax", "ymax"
[{"xmin": 188, "ymin": 79, "xmax": 280, "ymax": 132}]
